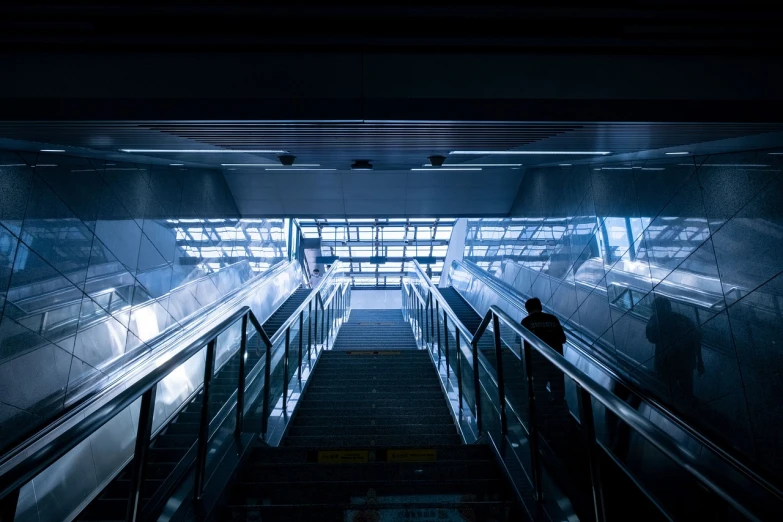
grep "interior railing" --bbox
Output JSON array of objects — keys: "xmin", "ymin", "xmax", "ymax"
[
  {"xmin": 452, "ymin": 257, "xmax": 783, "ymax": 500},
  {"xmin": 0, "ymin": 261, "xmax": 351, "ymax": 522},
  {"xmin": 401, "ymin": 260, "xmax": 778, "ymax": 522}
]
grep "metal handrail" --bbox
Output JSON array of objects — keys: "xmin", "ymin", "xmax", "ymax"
[
  {"xmin": 404, "ymin": 264, "xmax": 765, "ymax": 521},
  {"xmin": 454, "ymin": 258, "xmax": 783, "ymax": 503},
  {"xmin": 0, "ymin": 259, "xmax": 293, "ymax": 460},
  {"xmin": 266, "ymin": 261, "xmax": 344, "ymax": 347},
  {"xmin": 0, "ymin": 305, "xmax": 254, "ymax": 506},
  {"xmin": 0, "ymin": 261, "xmax": 353, "ymax": 521}
]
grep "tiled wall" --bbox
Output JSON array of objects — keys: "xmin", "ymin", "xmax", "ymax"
[
  {"xmin": 0, "ymin": 150, "xmax": 240, "ymax": 451},
  {"xmin": 464, "ymin": 150, "xmax": 783, "ymax": 481}
]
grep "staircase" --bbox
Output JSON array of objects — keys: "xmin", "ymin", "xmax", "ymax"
[
  {"xmin": 77, "ymin": 286, "xmax": 311, "ymax": 521},
  {"xmin": 222, "ymin": 309, "xmax": 521, "ymax": 521}
]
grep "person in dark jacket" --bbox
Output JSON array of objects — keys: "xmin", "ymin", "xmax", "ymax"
[
  {"xmin": 645, "ymin": 296, "xmax": 705, "ymax": 405},
  {"xmin": 521, "ymin": 297, "xmax": 567, "ymax": 403}
]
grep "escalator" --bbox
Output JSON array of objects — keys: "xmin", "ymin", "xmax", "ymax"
[
  {"xmin": 440, "ymin": 286, "xmax": 605, "ymax": 519},
  {"xmin": 428, "ymin": 265, "xmax": 783, "ymax": 521},
  {"xmin": 221, "ymin": 310, "xmax": 522, "ymax": 521},
  {"xmin": 3, "ymin": 257, "xmax": 779, "ymax": 522},
  {"xmin": 77, "ymin": 286, "xmax": 312, "ymax": 521}
]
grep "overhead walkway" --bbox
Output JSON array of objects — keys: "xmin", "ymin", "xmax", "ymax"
[{"xmin": 1, "ymin": 259, "xmax": 780, "ymax": 522}]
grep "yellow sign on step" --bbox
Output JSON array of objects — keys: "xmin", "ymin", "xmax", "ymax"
[
  {"xmin": 387, "ymin": 449, "xmax": 437, "ymax": 462},
  {"xmin": 317, "ymin": 450, "xmax": 369, "ymax": 464}
]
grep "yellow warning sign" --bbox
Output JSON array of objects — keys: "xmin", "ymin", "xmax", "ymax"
[
  {"xmin": 387, "ymin": 449, "xmax": 437, "ymax": 462},
  {"xmin": 317, "ymin": 450, "xmax": 370, "ymax": 464}
]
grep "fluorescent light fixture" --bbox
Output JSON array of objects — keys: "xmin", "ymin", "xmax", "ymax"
[
  {"xmin": 768, "ymin": 153, "xmax": 783, "ymax": 155},
  {"xmin": 411, "ymin": 168, "xmax": 482, "ymax": 171},
  {"xmin": 32, "ymin": 164, "xmax": 57, "ymax": 167},
  {"xmin": 680, "ymin": 163, "xmax": 770, "ymax": 167},
  {"xmin": 264, "ymin": 168, "xmax": 336, "ymax": 171},
  {"xmin": 169, "ymin": 163, "xmax": 184, "ymax": 166},
  {"xmin": 222, "ymin": 163, "xmax": 320, "ymax": 167},
  {"xmin": 120, "ymin": 149, "xmax": 287, "ymax": 153},
  {"xmin": 40, "ymin": 149, "xmax": 65, "ymax": 152},
  {"xmin": 665, "ymin": 151, "xmax": 689, "ymax": 155},
  {"xmin": 601, "ymin": 167, "xmax": 633, "ymax": 170},
  {"xmin": 641, "ymin": 167, "xmax": 665, "ymax": 171},
  {"xmin": 449, "ymin": 150, "xmax": 611, "ymax": 155},
  {"xmin": 0, "ymin": 164, "xmax": 27, "ymax": 167},
  {"xmin": 420, "ymin": 163, "xmax": 521, "ymax": 167},
  {"xmin": 558, "ymin": 164, "xmax": 572, "ymax": 166}
]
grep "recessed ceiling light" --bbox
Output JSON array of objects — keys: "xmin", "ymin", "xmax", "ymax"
[
  {"xmin": 449, "ymin": 151, "xmax": 611, "ymax": 155},
  {"xmin": 222, "ymin": 163, "xmax": 320, "ymax": 167},
  {"xmin": 40, "ymin": 149, "xmax": 65, "ymax": 153},
  {"xmin": 421, "ymin": 163, "xmax": 522, "ymax": 167},
  {"xmin": 665, "ymin": 152, "xmax": 689, "ymax": 155},
  {"xmin": 264, "ymin": 168, "xmax": 336, "ymax": 171},
  {"xmin": 411, "ymin": 168, "xmax": 482, "ymax": 171},
  {"xmin": 120, "ymin": 149, "xmax": 287, "ymax": 153}
]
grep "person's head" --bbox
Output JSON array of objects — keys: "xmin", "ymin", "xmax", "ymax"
[
  {"xmin": 525, "ymin": 297, "xmax": 543, "ymax": 314},
  {"xmin": 653, "ymin": 296, "xmax": 672, "ymax": 316},
  {"xmin": 313, "ymin": 268, "xmax": 320, "ymax": 275}
]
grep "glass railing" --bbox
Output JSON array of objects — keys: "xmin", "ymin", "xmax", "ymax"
[
  {"xmin": 0, "ymin": 262, "xmax": 352, "ymax": 522},
  {"xmin": 402, "ymin": 261, "xmax": 780, "ymax": 522}
]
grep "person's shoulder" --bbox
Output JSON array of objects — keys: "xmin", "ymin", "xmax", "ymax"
[{"xmin": 540, "ymin": 312, "xmax": 560, "ymax": 322}]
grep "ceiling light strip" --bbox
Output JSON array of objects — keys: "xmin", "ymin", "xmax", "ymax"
[
  {"xmin": 222, "ymin": 163, "xmax": 321, "ymax": 167},
  {"xmin": 120, "ymin": 149, "xmax": 288, "ymax": 153},
  {"xmin": 449, "ymin": 151, "xmax": 611, "ymax": 155},
  {"xmin": 411, "ymin": 168, "xmax": 482, "ymax": 171},
  {"xmin": 421, "ymin": 163, "xmax": 522, "ymax": 167}
]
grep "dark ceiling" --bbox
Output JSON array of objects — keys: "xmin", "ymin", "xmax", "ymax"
[{"xmin": 2, "ymin": 3, "xmax": 782, "ymax": 53}]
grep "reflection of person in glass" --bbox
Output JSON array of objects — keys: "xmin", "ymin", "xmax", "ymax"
[
  {"xmin": 521, "ymin": 297, "xmax": 567, "ymax": 405},
  {"xmin": 645, "ymin": 297, "xmax": 705, "ymax": 404}
]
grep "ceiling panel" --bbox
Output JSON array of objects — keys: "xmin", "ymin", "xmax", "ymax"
[{"xmin": 0, "ymin": 120, "xmax": 782, "ymax": 218}]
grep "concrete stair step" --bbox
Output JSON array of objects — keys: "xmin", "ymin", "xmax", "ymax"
[
  {"xmin": 292, "ymin": 414, "xmax": 454, "ymax": 427},
  {"xmin": 241, "ymin": 460, "xmax": 499, "ymax": 483},
  {"xmin": 249, "ymin": 443, "xmax": 494, "ymax": 462},
  {"xmin": 287, "ymin": 424, "xmax": 457, "ymax": 437},
  {"xmin": 221, "ymin": 501, "xmax": 514, "ymax": 522},
  {"xmin": 284, "ymin": 434, "xmax": 462, "ymax": 447}
]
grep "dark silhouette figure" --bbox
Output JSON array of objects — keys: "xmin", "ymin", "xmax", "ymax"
[
  {"xmin": 645, "ymin": 297, "xmax": 705, "ymax": 407},
  {"xmin": 425, "ymin": 265, "xmax": 433, "ymax": 279},
  {"xmin": 521, "ymin": 297, "xmax": 567, "ymax": 403}
]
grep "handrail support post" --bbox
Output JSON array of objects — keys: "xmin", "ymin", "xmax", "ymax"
[
  {"xmin": 235, "ymin": 314, "xmax": 248, "ymax": 437},
  {"xmin": 578, "ymin": 385, "xmax": 607, "ymax": 522}
]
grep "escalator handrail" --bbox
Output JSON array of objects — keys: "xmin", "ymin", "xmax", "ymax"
[
  {"xmin": 0, "ymin": 259, "xmax": 300, "ymax": 496},
  {"xmin": 409, "ymin": 260, "xmax": 768, "ymax": 521},
  {"xmin": 489, "ymin": 305, "xmax": 762, "ymax": 522},
  {"xmin": 0, "ymin": 304, "xmax": 255, "ymax": 503},
  {"xmin": 265, "ymin": 261, "xmax": 346, "ymax": 347},
  {"xmin": 453, "ymin": 258, "xmax": 783, "ymax": 503},
  {"xmin": 0, "ymin": 262, "xmax": 352, "ymax": 507}
]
